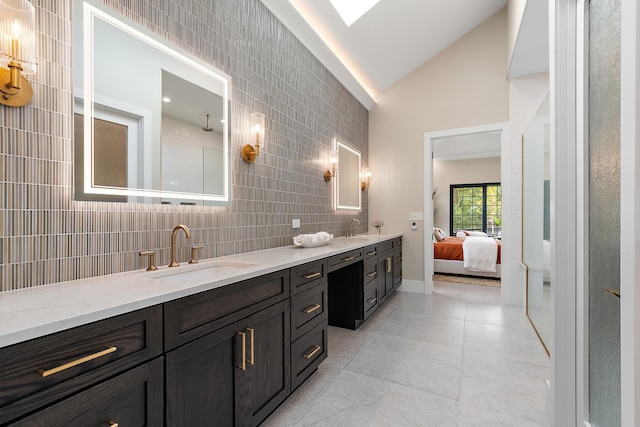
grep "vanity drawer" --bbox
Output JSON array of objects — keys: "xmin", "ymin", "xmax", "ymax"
[
  {"xmin": 378, "ymin": 239, "xmax": 393, "ymax": 253},
  {"xmin": 364, "ymin": 244, "xmax": 379, "ymax": 260},
  {"xmin": 364, "ymin": 259, "xmax": 378, "ymax": 285},
  {"xmin": 291, "ymin": 282, "xmax": 328, "ymax": 340},
  {"xmin": 393, "ymin": 236, "xmax": 403, "ymax": 248},
  {"xmin": 11, "ymin": 357, "xmax": 164, "ymax": 427},
  {"xmin": 290, "ymin": 259, "xmax": 327, "ymax": 295},
  {"xmin": 328, "ymin": 248, "xmax": 363, "ymax": 272},
  {"xmin": 291, "ymin": 323, "xmax": 328, "ymax": 390},
  {"xmin": 364, "ymin": 282, "xmax": 379, "ymax": 319},
  {"xmin": 164, "ymin": 269, "xmax": 289, "ymax": 350},
  {"xmin": 0, "ymin": 306, "xmax": 162, "ymax": 425}
]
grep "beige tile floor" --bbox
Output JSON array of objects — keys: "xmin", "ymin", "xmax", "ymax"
[{"xmin": 263, "ymin": 281, "xmax": 550, "ymax": 426}]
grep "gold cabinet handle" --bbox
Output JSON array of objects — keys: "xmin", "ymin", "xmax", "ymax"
[
  {"xmin": 304, "ymin": 272, "xmax": 321, "ymax": 279},
  {"xmin": 368, "ymin": 297, "xmax": 377, "ymax": 304},
  {"xmin": 367, "ymin": 271, "xmax": 377, "ymax": 278},
  {"xmin": 237, "ymin": 332, "xmax": 246, "ymax": 371},
  {"xmin": 367, "ymin": 251, "xmax": 377, "ymax": 256},
  {"xmin": 247, "ymin": 327, "xmax": 255, "ymax": 366},
  {"xmin": 303, "ymin": 345, "xmax": 321, "ymax": 359},
  {"xmin": 304, "ymin": 304, "xmax": 321, "ymax": 314},
  {"xmin": 342, "ymin": 256, "xmax": 355, "ymax": 262},
  {"xmin": 605, "ymin": 288, "xmax": 621, "ymax": 298},
  {"xmin": 108, "ymin": 422, "xmax": 119, "ymax": 427},
  {"xmin": 38, "ymin": 346, "xmax": 117, "ymax": 378},
  {"xmin": 386, "ymin": 257, "xmax": 392, "ymax": 273}
]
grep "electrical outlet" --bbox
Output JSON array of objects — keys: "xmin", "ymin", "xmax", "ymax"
[{"xmin": 292, "ymin": 219, "xmax": 301, "ymax": 229}]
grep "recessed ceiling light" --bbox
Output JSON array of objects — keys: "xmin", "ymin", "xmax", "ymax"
[{"xmin": 328, "ymin": 0, "xmax": 381, "ymax": 26}]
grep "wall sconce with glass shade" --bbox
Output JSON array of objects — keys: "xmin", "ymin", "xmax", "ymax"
[
  {"xmin": 361, "ymin": 167, "xmax": 371, "ymax": 191},
  {"xmin": 241, "ymin": 112, "xmax": 265, "ymax": 163},
  {"xmin": 0, "ymin": 0, "xmax": 37, "ymax": 107},
  {"xmin": 324, "ymin": 148, "xmax": 338, "ymax": 182}
]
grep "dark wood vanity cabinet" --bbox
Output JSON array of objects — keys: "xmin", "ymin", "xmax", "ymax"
[{"xmin": 0, "ymin": 236, "xmax": 400, "ymax": 426}]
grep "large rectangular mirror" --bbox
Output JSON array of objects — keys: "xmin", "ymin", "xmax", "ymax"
[
  {"xmin": 522, "ymin": 93, "xmax": 551, "ymax": 355},
  {"xmin": 334, "ymin": 140, "xmax": 361, "ymax": 211},
  {"xmin": 73, "ymin": 0, "xmax": 231, "ymax": 205}
]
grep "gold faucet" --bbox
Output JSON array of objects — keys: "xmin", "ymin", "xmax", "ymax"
[
  {"xmin": 169, "ymin": 224, "xmax": 191, "ymax": 267},
  {"xmin": 347, "ymin": 218, "xmax": 360, "ymax": 237}
]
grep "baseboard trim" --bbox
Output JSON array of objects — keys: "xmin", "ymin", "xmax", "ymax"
[{"xmin": 396, "ymin": 280, "xmax": 426, "ymax": 294}]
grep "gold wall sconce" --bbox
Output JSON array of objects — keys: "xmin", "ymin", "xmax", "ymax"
[
  {"xmin": 241, "ymin": 112, "xmax": 265, "ymax": 163},
  {"xmin": 0, "ymin": 0, "xmax": 37, "ymax": 107},
  {"xmin": 361, "ymin": 168, "xmax": 372, "ymax": 191},
  {"xmin": 324, "ymin": 149, "xmax": 338, "ymax": 182}
]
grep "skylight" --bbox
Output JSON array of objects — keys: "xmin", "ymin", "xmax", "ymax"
[{"xmin": 329, "ymin": 0, "xmax": 381, "ymax": 26}]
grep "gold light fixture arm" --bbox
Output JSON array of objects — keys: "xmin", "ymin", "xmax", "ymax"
[{"xmin": 0, "ymin": 62, "xmax": 33, "ymax": 107}]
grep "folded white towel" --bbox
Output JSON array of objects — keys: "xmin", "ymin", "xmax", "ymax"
[{"xmin": 293, "ymin": 231, "xmax": 334, "ymax": 248}]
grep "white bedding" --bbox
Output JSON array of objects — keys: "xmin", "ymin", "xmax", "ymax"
[{"xmin": 462, "ymin": 236, "xmax": 498, "ymax": 272}]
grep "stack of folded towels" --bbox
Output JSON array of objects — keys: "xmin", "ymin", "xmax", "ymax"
[{"xmin": 292, "ymin": 231, "xmax": 334, "ymax": 248}]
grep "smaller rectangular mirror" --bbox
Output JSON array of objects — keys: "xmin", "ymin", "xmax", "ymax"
[{"xmin": 334, "ymin": 140, "xmax": 361, "ymax": 211}]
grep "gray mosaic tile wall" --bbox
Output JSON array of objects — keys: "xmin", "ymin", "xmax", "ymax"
[{"xmin": 0, "ymin": 0, "xmax": 369, "ymax": 292}]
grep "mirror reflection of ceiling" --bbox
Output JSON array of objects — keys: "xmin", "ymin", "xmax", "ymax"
[
  {"xmin": 162, "ymin": 71, "xmax": 225, "ymax": 133},
  {"xmin": 260, "ymin": 0, "xmax": 508, "ymax": 105},
  {"xmin": 432, "ymin": 131, "xmax": 501, "ymax": 161}
]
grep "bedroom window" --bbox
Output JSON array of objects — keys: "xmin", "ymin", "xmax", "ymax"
[{"xmin": 450, "ymin": 183, "xmax": 502, "ymax": 237}]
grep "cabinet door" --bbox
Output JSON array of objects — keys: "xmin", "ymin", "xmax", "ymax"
[
  {"xmin": 236, "ymin": 300, "xmax": 291, "ymax": 426},
  {"xmin": 377, "ymin": 256, "xmax": 389, "ymax": 304},
  {"xmin": 166, "ymin": 300, "xmax": 290, "ymax": 427},
  {"xmin": 166, "ymin": 321, "xmax": 239, "ymax": 427}
]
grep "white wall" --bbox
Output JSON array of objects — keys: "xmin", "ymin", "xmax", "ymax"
[
  {"xmin": 369, "ymin": 8, "xmax": 509, "ymax": 288},
  {"xmin": 508, "ymin": 0, "xmax": 528, "ymax": 67},
  {"xmin": 433, "ymin": 157, "xmax": 502, "ymax": 236}
]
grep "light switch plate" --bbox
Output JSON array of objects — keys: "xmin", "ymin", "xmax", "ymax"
[
  {"xmin": 409, "ymin": 212, "xmax": 424, "ymax": 221},
  {"xmin": 292, "ymin": 219, "xmax": 301, "ymax": 229}
]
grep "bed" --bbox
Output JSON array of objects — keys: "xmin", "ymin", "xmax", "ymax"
[{"xmin": 434, "ymin": 236, "xmax": 502, "ymax": 279}]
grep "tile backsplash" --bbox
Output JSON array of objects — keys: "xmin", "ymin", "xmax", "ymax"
[{"xmin": 0, "ymin": 0, "xmax": 369, "ymax": 292}]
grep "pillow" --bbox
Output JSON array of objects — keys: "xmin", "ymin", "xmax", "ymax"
[
  {"xmin": 468, "ymin": 231, "xmax": 488, "ymax": 237},
  {"xmin": 433, "ymin": 227, "xmax": 446, "ymax": 242},
  {"xmin": 455, "ymin": 231, "xmax": 467, "ymax": 238}
]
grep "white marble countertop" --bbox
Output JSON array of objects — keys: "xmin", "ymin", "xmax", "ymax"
[{"xmin": 0, "ymin": 233, "xmax": 401, "ymax": 349}]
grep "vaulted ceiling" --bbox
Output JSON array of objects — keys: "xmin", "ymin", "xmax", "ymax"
[{"xmin": 260, "ymin": 0, "xmax": 549, "ymax": 109}]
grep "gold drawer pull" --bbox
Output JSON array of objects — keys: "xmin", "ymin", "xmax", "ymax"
[
  {"xmin": 303, "ymin": 345, "xmax": 321, "ymax": 359},
  {"xmin": 342, "ymin": 256, "xmax": 355, "ymax": 262},
  {"xmin": 367, "ymin": 251, "xmax": 377, "ymax": 256},
  {"xmin": 605, "ymin": 288, "xmax": 621, "ymax": 298},
  {"xmin": 108, "ymin": 422, "xmax": 119, "ymax": 427},
  {"xmin": 39, "ymin": 346, "xmax": 117, "ymax": 378},
  {"xmin": 368, "ymin": 297, "xmax": 377, "ymax": 304},
  {"xmin": 304, "ymin": 272, "xmax": 321, "ymax": 279},
  {"xmin": 386, "ymin": 257, "xmax": 392, "ymax": 273},
  {"xmin": 304, "ymin": 304, "xmax": 321, "ymax": 314},
  {"xmin": 367, "ymin": 271, "xmax": 377, "ymax": 278},
  {"xmin": 237, "ymin": 331, "xmax": 246, "ymax": 371}
]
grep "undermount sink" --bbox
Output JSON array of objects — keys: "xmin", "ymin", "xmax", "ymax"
[{"xmin": 150, "ymin": 260, "xmax": 258, "ymax": 280}]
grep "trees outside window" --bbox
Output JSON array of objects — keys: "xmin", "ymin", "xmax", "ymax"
[{"xmin": 450, "ymin": 183, "xmax": 501, "ymax": 236}]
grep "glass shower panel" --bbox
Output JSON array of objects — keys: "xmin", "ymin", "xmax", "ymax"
[{"xmin": 588, "ymin": 0, "xmax": 621, "ymax": 424}]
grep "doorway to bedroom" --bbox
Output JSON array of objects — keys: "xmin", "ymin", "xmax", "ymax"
[{"xmin": 424, "ymin": 123, "xmax": 509, "ymax": 299}]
